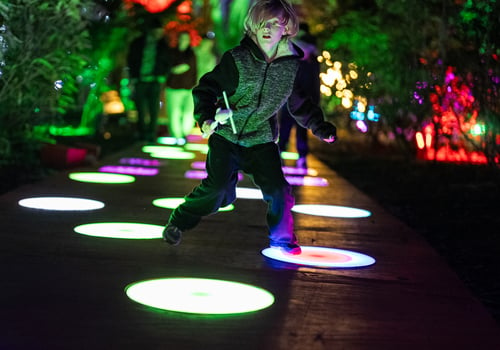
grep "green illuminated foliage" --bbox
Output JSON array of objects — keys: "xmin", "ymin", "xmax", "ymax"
[{"xmin": 0, "ymin": 0, "xmax": 93, "ymax": 170}]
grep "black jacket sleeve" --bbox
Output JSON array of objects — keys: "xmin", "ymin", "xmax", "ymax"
[
  {"xmin": 287, "ymin": 72, "xmax": 337, "ymax": 142},
  {"xmin": 192, "ymin": 51, "xmax": 239, "ymax": 127}
]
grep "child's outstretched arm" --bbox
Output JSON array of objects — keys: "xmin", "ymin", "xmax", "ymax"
[{"xmin": 193, "ymin": 51, "xmax": 238, "ymax": 133}]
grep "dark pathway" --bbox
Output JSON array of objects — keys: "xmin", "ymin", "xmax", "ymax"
[{"xmin": 1, "ymin": 135, "xmax": 499, "ymax": 349}]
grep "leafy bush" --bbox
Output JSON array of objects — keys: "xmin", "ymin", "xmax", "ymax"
[{"xmin": 0, "ymin": 0, "xmax": 93, "ymax": 168}]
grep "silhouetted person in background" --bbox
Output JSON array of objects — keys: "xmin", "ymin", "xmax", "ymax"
[
  {"xmin": 278, "ymin": 22, "xmax": 320, "ymax": 169},
  {"xmin": 127, "ymin": 19, "xmax": 170, "ymax": 143},
  {"xmin": 166, "ymin": 31, "xmax": 198, "ymax": 142}
]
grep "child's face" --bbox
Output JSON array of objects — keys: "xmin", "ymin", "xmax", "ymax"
[{"xmin": 255, "ymin": 16, "xmax": 287, "ymax": 48}]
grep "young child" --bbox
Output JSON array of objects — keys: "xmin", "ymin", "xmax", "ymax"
[{"xmin": 163, "ymin": 0, "xmax": 337, "ymax": 255}]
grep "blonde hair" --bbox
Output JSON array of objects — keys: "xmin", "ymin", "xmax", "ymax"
[{"xmin": 244, "ymin": 0, "xmax": 299, "ymax": 38}]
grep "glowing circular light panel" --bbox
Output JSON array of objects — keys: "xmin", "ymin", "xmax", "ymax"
[
  {"xmin": 236, "ymin": 187, "xmax": 263, "ymax": 200},
  {"xmin": 286, "ymin": 176, "xmax": 328, "ymax": 187},
  {"xmin": 184, "ymin": 143, "xmax": 209, "ymax": 153},
  {"xmin": 153, "ymin": 197, "xmax": 233, "ymax": 212},
  {"xmin": 185, "ymin": 170, "xmax": 243, "ymax": 181},
  {"xmin": 125, "ymin": 278, "xmax": 275, "ymax": 314},
  {"xmin": 282, "ymin": 166, "xmax": 318, "ymax": 176},
  {"xmin": 142, "ymin": 145, "xmax": 182, "ymax": 153},
  {"xmin": 74, "ymin": 222, "xmax": 163, "ymax": 239},
  {"xmin": 99, "ymin": 165, "xmax": 158, "ymax": 176},
  {"xmin": 262, "ymin": 246, "xmax": 376, "ymax": 268},
  {"xmin": 157, "ymin": 137, "xmax": 186, "ymax": 146},
  {"xmin": 120, "ymin": 158, "xmax": 162, "ymax": 167},
  {"xmin": 191, "ymin": 161, "xmax": 206, "ymax": 170},
  {"xmin": 281, "ymin": 151, "xmax": 299, "ymax": 160},
  {"xmin": 69, "ymin": 172, "xmax": 135, "ymax": 184},
  {"xmin": 150, "ymin": 151, "xmax": 195, "ymax": 160},
  {"xmin": 292, "ymin": 204, "xmax": 371, "ymax": 218},
  {"xmin": 18, "ymin": 197, "xmax": 104, "ymax": 211}
]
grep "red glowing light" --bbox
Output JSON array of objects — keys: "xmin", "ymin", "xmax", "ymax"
[
  {"xmin": 125, "ymin": 0, "xmax": 177, "ymax": 13},
  {"xmin": 416, "ymin": 65, "xmax": 497, "ymax": 165}
]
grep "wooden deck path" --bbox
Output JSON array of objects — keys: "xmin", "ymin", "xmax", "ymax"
[{"xmin": 1, "ymin": 136, "xmax": 499, "ymax": 349}]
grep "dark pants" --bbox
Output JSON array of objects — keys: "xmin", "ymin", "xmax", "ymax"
[
  {"xmin": 134, "ymin": 81, "xmax": 161, "ymax": 142},
  {"xmin": 169, "ymin": 134, "xmax": 297, "ymax": 245},
  {"xmin": 278, "ymin": 106, "xmax": 308, "ymax": 158}
]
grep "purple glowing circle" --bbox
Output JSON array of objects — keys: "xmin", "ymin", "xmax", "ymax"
[
  {"xmin": 186, "ymin": 134, "xmax": 205, "ymax": 143},
  {"xmin": 262, "ymin": 246, "xmax": 375, "ymax": 268},
  {"xmin": 185, "ymin": 170, "xmax": 244, "ymax": 181},
  {"xmin": 120, "ymin": 158, "xmax": 162, "ymax": 167},
  {"xmin": 285, "ymin": 176, "xmax": 329, "ymax": 187},
  {"xmin": 191, "ymin": 161, "xmax": 206, "ymax": 170},
  {"xmin": 282, "ymin": 166, "xmax": 318, "ymax": 176},
  {"xmin": 99, "ymin": 165, "xmax": 159, "ymax": 176}
]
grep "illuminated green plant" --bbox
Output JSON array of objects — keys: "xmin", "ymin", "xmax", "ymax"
[{"xmin": 0, "ymin": 0, "xmax": 93, "ymax": 168}]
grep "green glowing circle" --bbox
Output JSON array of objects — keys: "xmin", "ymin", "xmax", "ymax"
[
  {"xmin": 280, "ymin": 151, "xmax": 299, "ymax": 160},
  {"xmin": 74, "ymin": 222, "xmax": 163, "ymax": 239},
  {"xmin": 152, "ymin": 197, "xmax": 234, "ymax": 212},
  {"xmin": 142, "ymin": 145, "xmax": 196, "ymax": 160},
  {"xmin": 69, "ymin": 172, "xmax": 135, "ymax": 184},
  {"xmin": 184, "ymin": 143, "xmax": 209, "ymax": 153},
  {"xmin": 149, "ymin": 151, "xmax": 196, "ymax": 160},
  {"xmin": 125, "ymin": 278, "xmax": 275, "ymax": 314}
]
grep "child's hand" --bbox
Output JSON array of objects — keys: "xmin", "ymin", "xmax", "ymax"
[
  {"xmin": 202, "ymin": 119, "xmax": 218, "ymax": 138},
  {"xmin": 214, "ymin": 108, "xmax": 233, "ymax": 125},
  {"xmin": 323, "ymin": 135, "xmax": 336, "ymax": 143},
  {"xmin": 314, "ymin": 122, "xmax": 337, "ymax": 144}
]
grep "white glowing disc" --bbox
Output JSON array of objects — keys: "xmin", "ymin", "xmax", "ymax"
[
  {"xmin": 18, "ymin": 197, "xmax": 105, "ymax": 211},
  {"xmin": 262, "ymin": 246, "xmax": 376, "ymax": 268},
  {"xmin": 125, "ymin": 278, "xmax": 275, "ymax": 314},
  {"xmin": 292, "ymin": 204, "xmax": 371, "ymax": 218},
  {"xmin": 74, "ymin": 222, "xmax": 163, "ymax": 239},
  {"xmin": 236, "ymin": 187, "xmax": 263, "ymax": 199}
]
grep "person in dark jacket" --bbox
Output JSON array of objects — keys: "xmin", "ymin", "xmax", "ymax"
[
  {"xmin": 278, "ymin": 22, "xmax": 320, "ymax": 169},
  {"xmin": 163, "ymin": 0, "xmax": 337, "ymax": 255},
  {"xmin": 127, "ymin": 20, "xmax": 170, "ymax": 142}
]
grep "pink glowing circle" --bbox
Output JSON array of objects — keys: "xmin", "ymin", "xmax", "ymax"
[{"xmin": 261, "ymin": 246, "xmax": 375, "ymax": 268}]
